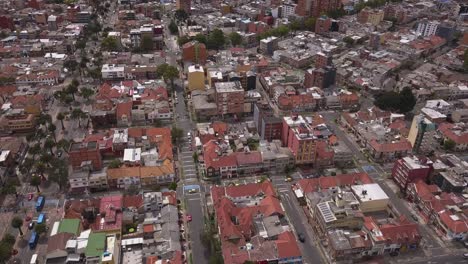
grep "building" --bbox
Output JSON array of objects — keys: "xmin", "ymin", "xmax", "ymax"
[
  {"xmin": 69, "ymin": 141, "xmax": 103, "ymax": 171},
  {"xmin": 214, "ymin": 81, "xmax": 245, "ymax": 116},
  {"xmin": 187, "ymin": 65, "xmax": 205, "ymax": 91},
  {"xmin": 369, "ymin": 32, "xmax": 382, "ymax": 50},
  {"xmin": 392, "ymin": 156, "xmax": 433, "ymax": 193},
  {"xmin": 211, "ymin": 182, "xmax": 302, "ymax": 264},
  {"xmin": 182, "ymin": 41, "xmax": 207, "ymax": 64},
  {"xmin": 0, "ymin": 109, "xmax": 36, "ymax": 134},
  {"xmin": 315, "ymin": 16, "xmax": 333, "ymax": 34},
  {"xmin": 282, "ymin": 2, "xmax": 297, "ymax": 18},
  {"xmin": 451, "ymin": 109, "xmax": 468, "ymax": 123},
  {"xmin": 438, "ymin": 123, "xmax": 468, "ymax": 151},
  {"xmin": 259, "ymin": 36, "xmax": 279, "ymax": 55},
  {"xmin": 176, "ymin": 0, "xmax": 191, "ymax": 14},
  {"xmin": 416, "ymin": 19, "xmax": 439, "ymax": 37},
  {"xmin": 253, "ymin": 103, "xmax": 282, "ymax": 141},
  {"xmin": 350, "ymin": 183, "xmax": 389, "ymax": 213},
  {"xmin": 357, "ymin": 7, "xmax": 384, "ymax": 26},
  {"xmin": 407, "ymin": 114, "xmax": 437, "ymax": 154},
  {"xmin": 282, "ymin": 115, "xmax": 332, "ymax": 166},
  {"xmin": 101, "ymin": 64, "xmax": 125, "ymax": 80}
]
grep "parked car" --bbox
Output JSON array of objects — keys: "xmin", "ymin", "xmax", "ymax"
[
  {"xmin": 27, "ymin": 193, "xmax": 33, "ymax": 201},
  {"xmin": 464, "ymin": 253, "xmax": 468, "ymax": 259},
  {"xmin": 28, "ymin": 222, "xmax": 35, "ymax": 230},
  {"xmin": 186, "ymin": 214, "xmax": 192, "ymax": 222}
]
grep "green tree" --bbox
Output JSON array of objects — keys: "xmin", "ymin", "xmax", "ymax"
[
  {"xmin": 101, "ymin": 36, "xmax": 119, "ymax": 51},
  {"xmin": 11, "ymin": 217, "xmax": 23, "ymax": 236},
  {"xmin": 66, "ymin": 84, "xmax": 78, "ymax": 101},
  {"xmin": 343, "ymin": 36, "xmax": 355, "ymax": 47},
  {"xmin": 56, "ymin": 112, "xmax": 66, "ymax": 130},
  {"xmin": 171, "ymin": 126, "xmax": 184, "ymax": 145},
  {"xmin": 289, "ymin": 20, "xmax": 303, "ymax": 32},
  {"xmin": 30, "ymin": 175, "xmax": 41, "ymax": 193},
  {"xmin": 56, "ymin": 139, "xmax": 71, "ymax": 153},
  {"xmin": 47, "ymin": 158, "xmax": 69, "ymax": 190},
  {"xmin": 140, "ymin": 35, "xmax": 154, "ymax": 52},
  {"xmin": 229, "ymin": 32, "xmax": 242, "ymax": 46},
  {"xmin": 35, "ymin": 162, "xmax": 46, "ymax": 178},
  {"xmin": 34, "ymin": 223, "xmax": 47, "ymax": 236},
  {"xmin": 178, "ymin": 35, "xmax": 192, "ymax": 46},
  {"xmin": 48, "ymin": 123, "xmax": 57, "ymax": 142},
  {"xmin": 169, "ymin": 182, "xmax": 177, "ymax": 191},
  {"xmin": 71, "ymin": 108, "xmax": 85, "ymax": 127},
  {"xmin": 64, "ymin": 59, "xmax": 78, "ymax": 72},
  {"xmin": 304, "ymin": 17, "xmax": 316, "ymax": 31},
  {"xmin": 194, "ymin": 34, "xmax": 207, "ymax": 44},
  {"xmin": 163, "ymin": 65, "xmax": 179, "ymax": 90},
  {"xmin": 464, "ymin": 49, "xmax": 468, "ymax": 71},
  {"xmin": 444, "ymin": 139, "xmax": 456, "ymax": 151},
  {"xmin": 156, "ymin": 63, "xmax": 169, "ymax": 78},
  {"xmin": 109, "ymin": 159, "xmax": 122, "ymax": 169},
  {"xmin": 169, "ymin": 20, "xmax": 179, "ymax": 35},
  {"xmin": 374, "ymin": 87, "xmax": 416, "ymax": 113},
  {"xmin": 29, "ymin": 143, "xmax": 41, "ymax": 160},
  {"xmin": 398, "ymin": 87, "xmax": 416, "ymax": 113},
  {"xmin": 207, "ymin": 29, "xmax": 225, "ymax": 50},
  {"xmin": 80, "ymin": 87, "xmax": 95, "ymax": 101},
  {"xmin": 193, "ymin": 152, "xmax": 199, "ymax": 163},
  {"xmin": 174, "ymin": 9, "xmax": 188, "ymax": 21},
  {"xmin": 1, "ymin": 234, "xmax": 15, "ymax": 246},
  {"xmin": 44, "ymin": 138, "xmax": 56, "ymax": 155}
]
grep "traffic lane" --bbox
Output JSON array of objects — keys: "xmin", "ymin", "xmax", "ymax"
[
  {"xmin": 403, "ymin": 254, "xmax": 467, "ymax": 264},
  {"xmin": 280, "ymin": 192, "xmax": 325, "ymax": 264},
  {"xmin": 186, "ymin": 194, "xmax": 208, "ymax": 263}
]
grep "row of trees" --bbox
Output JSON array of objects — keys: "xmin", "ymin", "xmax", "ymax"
[
  {"xmin": 54, "ymin": 79, "xmax": 94, "ymax": 105},
  {"xmin": 178, "ymin": 30, "xmax": 244, "ymax": 49},
  {"xmin": 374, "ymin": 87, "xmax": 416, "ymax": 113},
  {"xmin": 257, "ymin": 25, "xmax": 290, "ymax": 40}
]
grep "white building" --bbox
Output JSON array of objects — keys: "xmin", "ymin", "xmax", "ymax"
[
  {"xmin": 281, "ymin": 3, "xmax": 296, "ymax": 18},
  {"xmin": 416, "ymin": 19, "xmax": 439, "ymax": 36},
  {"xmin": 351, "ymin": 183, "xmax": 389, "ymax": 213},
  {"xmin": 101, "ymin": 64, "xmax": 125, "ymax": 80}
]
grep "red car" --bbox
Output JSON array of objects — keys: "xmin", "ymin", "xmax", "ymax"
[
  {"xmin": 186, "ymin": 214, "xmax": 192, "ymax": 222},
  {"xmin": 27, "ymin": 193, "xmax": 33, "ymax": 201}
]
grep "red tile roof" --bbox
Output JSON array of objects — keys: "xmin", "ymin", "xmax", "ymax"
[
  {"xmin": 297, "ymin": 173, "xmax": 373, "ymax": 194},
  {"xmin": 123, "ymin": 195, "xmax": 143, "ymax": 208},
  {"xmin": 438, "ymin": 210, "xmax": 468, "ymax": 235},
  {"xmin": 369, "ymin": 139, "xmax": 412, "ymax": 153},
  {"xmin": 127, "ymin": 127, "xmax": 173, "ymax": 160},
  {"xmin": 379, "ymin": 216, "xmax": 421, "ymax": 244},
  {"xmin": 115, "ymin": 101, "xmax": 133, "ymax": 119},
  {"xmin": 275, "ymin": 231, "xmax": 301, "ymax": 258},
  {"xmin": 143, "ymin": 224, "xmax": 154, "ymax": 233},
  {"xmin": 235, "ymin": 151, "xmax": 262, "ymax": 165},
  {"xmin": 438, "ymin": 122, "xmax": 468, "ymax": 145},
  {"xmin": 212, "ymin": 121, "xmax": 228, "ymax": 135}
]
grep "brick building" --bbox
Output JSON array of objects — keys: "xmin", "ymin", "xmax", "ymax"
[
  {"xmin": 182, "ymin": 41, "xmax": 207, "ymax": 64},
  {"xmin": 176, "ymin": 0, "xmax": 191, "ymax": 14},
  {"xmin": 69, "ymin": 141, "xmax": 103, "ymax": 171},
  {"xmin": 214, "ymin": 81, "xmax": 244, "ymax": 116},
  {"xmin": 392, "ymin": 156, "xmax": 433, "ymax": 193}
]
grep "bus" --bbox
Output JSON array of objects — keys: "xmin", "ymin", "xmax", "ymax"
[
  {"xmin": 28, "ymin": 232, "xmax": 38, "ymax": 249},
  {"xmin": 37, "ymin": 213, "xmax": 45, "ymax": 225},
  {"xmin": 35, "ymin": 196, "xmax": 45, "ymax": 212}
]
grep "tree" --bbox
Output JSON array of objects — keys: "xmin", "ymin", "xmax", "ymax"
[
  {"xmin": 57, "ymin": 112, "xmax": 66, "ymax": 130},
  {"xmin": 11, "ymin": 217, "xmax": 23, "ymax": 236},
  {"xmin": 80, "ymin": 87, "xmax": 95, "ymax": 101},
  {"xmin": 66, "ymin": 83, "xmax": 78, "ymax": 101},
  {"xmin": 229, "ymin": 32, "xmax": 242, "ymax": 46},
  {"xmin": 109, "ymin": 159, "xmax": 122, "ymax": 169},
  {"xmin": 57, "ymin": 139, "xmax": 71, "ymax": 153},
  {"xmin": 178, "ymin": 35, "xmax": 192, "ymax": 46},
  {"xmin": 343, "ymin": 36, "xmax": 355, "ymax": 47},
  {"xmin": 444, "ymin": 139, "xmax": 456, "ymax": 151},
  {"xmin": 39, "ymin": 153, "xmax": 53, "ymax": 166},
  {"xmin": 48, "ymin": 158, "xmax": 69, "ymax": 190},
  {"xmin": 374, "ymin": 87, "xmax": 416, "ymax": 113},
  {"xmin": 169, "ymin": 20, "xmax": 179, "ymax": 35},
  {"xmin": 304, "ymin": 17, "xmax": 316, "ymax": 31},
  {"xmin": 48, "ymin": 123, "xmax": 57, "ymax": 142},
  {"xmin": 101, "ymin": 36, "xmax": 119, "ymax": 51},
  {"xmin": 193, "ymin": 152, "xmax": 199, "ymax": 163},
  {"xmin": 169, "ymin": 182, "xmax": 177, "ymax": 191},
  {"xmin": 34, "ymin": 223, "xmax": 47, "ymax": 236},
  {"xmin": 464, "ymin": 49, "xmax": 468, "ymax": 71},
  {"xmin": 29, "ymin": 143, "xmax": 41, "ymax": 160},
  {"xmin": 194, "ymin": 34, "xmax": 207, "ymax": 44},
  {"xmin": 30, "ymin": 175, "xmax": 41, "ymax": 193},
  {"xmin": 44, "ymin": 138, "xmax": 56, "ymax": 155},
  {"xmin": 71, "ymin": 108, "xmax": 85, "ymax": 127},
  {"xmin": 174, "ymin": 9, "xmax": 188, "ymax": 21},
  {"xmin": 35, "ymin": 162, "xmax": 46, "ymax": 178},
  {"xmin": 64, "ymin": 59, "xmax": 78, "ymax": 72},
  {"xmin": 289, "ymin": 20, "xmax": 303, "ymax": 32},
  {"xmin": 207, "ymin": 29, "xmax": 225, "ymax": 50},
  {"xmin": 171, "ymin": 126, "xmax": 184, "ymax": 145},
  {"xmin": 0, "ymin": 242, "xmax": 12, "ymax": 263},
  {"xmin": 1, "ymin": 234, "xmax": 15, "ymax": 246},
  {"xmin": 140, "ymin": 35, "xmax": 154, "ymax": 52},
  {"xmin": 163, "ymin": 65, "xmax": 179, "ymax": 90},
  {"xmin": 156, "ymin": 63, "xmax": 169, "ymax": 78}
]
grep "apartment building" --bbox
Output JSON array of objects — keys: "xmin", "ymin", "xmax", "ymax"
[
  {"xmin": 68, "ymin": 141, "xmax": 103, "ymax": 171},
  {"xmin": 214, "ymin": 81, "xmax": 245, "ymax": 116},
  {"xmin": 392, "ymin": 156, "xmax": 433, "ymax": 193}
]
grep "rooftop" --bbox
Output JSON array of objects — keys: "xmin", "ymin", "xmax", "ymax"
[{"xmin": 351, "ymin": 183, "xmax": 389, "ymax": 203}]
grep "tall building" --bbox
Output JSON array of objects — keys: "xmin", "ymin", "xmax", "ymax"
[
  {"xmin": 416, "ymin": 19, "xmax": 439, "ymax": 37},
  {"xmin": 182, "ymin": 41, "xmax": 207, "ymax": 64},
  {"xmin": 357, "ymin": 7, "xmax": 384, "ymax": 26},
  {"xmin": 176, "ymin": 0, "xmax": 191, "ymax": 14},
  {"xmin": 214, "ymin": 81, "xmax": 245, "ymax": 116},
  {"xmin": 281, "ymin": 115, "xmax": 318, "ymax": 165},
  {"xmin": 392, "ymin": 156, "xmax": 433, "ymax": 193},
  {"xmin": 187, "ymin": 65, "xmax": 205, "ymax": 91},
  {"xmin": 310, "ymin": 0, "xmax": 341, "ymax": 17},
  {"xmin": 69, "ymin": 141, "xmax": 103, "ymax": 171},
  {"xmin": 254, "ymin": 103, "xmax": 282, "ymax": 141},
  {"xmin": 407, "ymin": 114, "xmax": 437, "ymax": 154}
]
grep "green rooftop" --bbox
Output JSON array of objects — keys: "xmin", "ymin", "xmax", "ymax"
[
  {"xmin": 85, "ymin": 232, "xmax": 106, "ymax": 258},
  {"xmin": 58, "ymin": 219, "xmax": 80, "ymax": 235}
]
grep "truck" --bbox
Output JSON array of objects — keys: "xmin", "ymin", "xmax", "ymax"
[
  {"xmin": 35, "ymin": 196, "xmax": 45, "ymax": 212},
  {"xmin": 28, "ymin": 232, "xmax": 38, "ymax": 249}
]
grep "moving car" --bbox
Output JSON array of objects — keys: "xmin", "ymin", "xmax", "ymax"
[
  {"xmin": 28, "ymin": 222, "xmax": 35, "ymax": 230},
  {"xmin": 298, "ymin": 233, "xmax": 305, "ymax": 243}
]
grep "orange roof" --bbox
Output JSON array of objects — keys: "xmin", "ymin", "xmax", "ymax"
[
  {"xmin": 107, "ymin": 160, "xmax": 174, "ymax": 180},
  {"xmin": 116, "ymin": 101, "xmax": 133, "ymax": 119},
  {"xmin": 127, "ymin": 127, "xmax": 173, "ymax": 160},
  {"xmin": 369, "ymin": 139, "xmax": 412, "ymax": 153},
  {"xmin": 298, "ymin": 173, "xmax": 373, "ymax": 194},
  {"xmin": 143, "ymin": 224, "xmax": 154, "ymax": 233},
  {"xmin": 438, "ymin": 122, "xmax": 468, "ymax": 145},
  {"xmin": 276, "ymin": 231, "xmax": 301, "ymax": 258}
]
